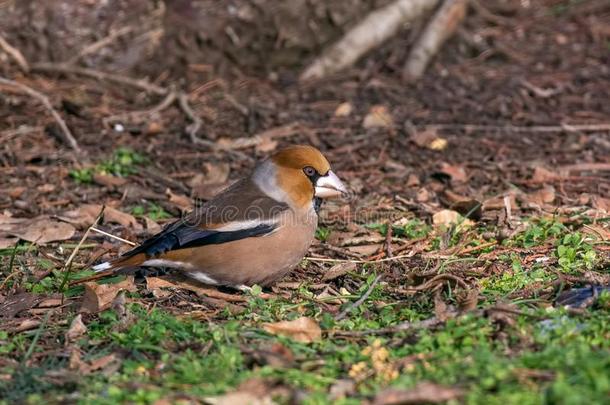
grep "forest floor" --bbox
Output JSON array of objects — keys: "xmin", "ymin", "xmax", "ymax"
[{"xmin": 1, "ymin": 1, "xmax": 609, "ymax": 404}]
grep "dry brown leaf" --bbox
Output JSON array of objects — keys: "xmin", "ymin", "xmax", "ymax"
[
  {"xmin": 411, "ymin": 128, "xmax": 447, "ymax": 150},
  {"xmin": 334, "ymin": 102, "xmax": 353, "ymax": 117},
  {"xmin": 65, "ymin": 314, "xmax": 87, "ymax": 343},
  {"xmin": 167, "ymin": 189, "xmax": 192, "ymax": 210},
  {"xmin": 439, "ymin": 163, "xmax": 468, "ymax": 182},
  {"xmin": 11, "ymin": 217, "xmax": 75, "ymax": 244},
  {"xmin": 256, "ymin": 137, "xmax": 278, "ymax": 153},
  {"xmin": 363, "ymin": 105, "xmax": 393, "ymax": 128},
  {"xmin": 0, "ymin": 237, "xmax": 18, "ymax": 249},
  {"xmin": 80, "ymin": 277, "xmax": 136, "ymax": 313},
  {"xmin": 322, "ymin": 262, "xmax": 357, "ymax": 281},
  {"xmin": 143, "ymin": 216, "xmax": 162, "ymax": 235},
  {"xmin": 93, "ymin": 173, "xmax": 127, "ymax": 188},
  {"xmin": 61, "ymin": 204, "xmax": 140, "ymax": 230},
  {"xmin": 203, "ymin": 392, "xmax": 274, "ymax": 405},
  {"xmin": 432, "ymin": 209, "xmax": 474, "ymax": 228},
  {"xmin": 531, "ymin": 166, "xmax": 556, "ymax": 182},
  {"xmin": 373, "ymin": 382, "xmax": 463, "ymax": 404},
  {"xmin": 524, "ymin": 186, "xmax": 555, "ymax": 206},
  {"xmin": 345, "ymin": 244, "xmax": 380, "ymax": 256},
  {"xmin": 262, "ymin": 317, "xmax": 322, "ymax": 343},
  {"xmin": 591, "ymin": 195, "xmax": 610, "ymax": 212}
]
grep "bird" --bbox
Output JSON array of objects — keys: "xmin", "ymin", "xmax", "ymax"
[{"xmin": 93, "ymin": 145, "xmax": 347, "ymax": 288}]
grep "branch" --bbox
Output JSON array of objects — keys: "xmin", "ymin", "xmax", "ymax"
[
  {"xmin": 0, "ymin": 76, "xmax": 80, "ymax": 152},
  {"xmin": 30, "ymin": 62, "xmax": 168, "ymax": 95},
  {"xmin": 403, "ymin": 0, "xmax": 469, "ymax": 80},
  {"xmin": 300, "ymin": 0, "xmax": 439, "ymax": 81},
  {"xmin": 0, "ymin": 34, "xmax": 30, "ymax": 72}
]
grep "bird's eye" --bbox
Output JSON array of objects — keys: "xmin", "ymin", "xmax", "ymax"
[{"xmin": 303, "ymin": 166, "xmax": 317, "ymax": 177}]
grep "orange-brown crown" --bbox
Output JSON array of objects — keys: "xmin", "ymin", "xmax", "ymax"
[
  {"xmin": 270, "ymin": 145, "xmax": 331, "ymax": 208},
  {"xmin": 271, "ymin": 145, "xmax": 331, "ymax": 174}
]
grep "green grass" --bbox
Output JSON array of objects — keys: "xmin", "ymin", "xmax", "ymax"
[
  {"xmin": 70, "ymin": 147, "xmax": 146, "ymax": 184},
  {"xmin": 0, "ymin": 214, "xmax": 608, "ymax": 404}
]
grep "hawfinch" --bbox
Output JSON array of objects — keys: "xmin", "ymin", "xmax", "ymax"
[{"xmin": 93, "ymin": 145, "xmax": 347, "ymax": 288}]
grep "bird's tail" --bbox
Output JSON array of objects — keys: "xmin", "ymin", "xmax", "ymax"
[{"xmin": 92, "ymin": 253, "xmax": 146, "ymax": 273}]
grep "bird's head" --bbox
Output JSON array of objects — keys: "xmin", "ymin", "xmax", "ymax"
[{"xmin": 253, "ymin": 145, "xmax": 347, "ymax": 209}]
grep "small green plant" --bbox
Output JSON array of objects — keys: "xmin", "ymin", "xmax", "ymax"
[
  {"xmin": 131, "ymin": 202, "xmax": 172, "ymax": 221},
  {"xmin": 556, "ymin": 232, "xmax": 597, "ymax": 273},
  {"xmin": 512, "ymin": 218, "xmax": 566, "ymax": 248},
  {"xmin": 69, "ymin": 168, "xmax": 94, "ymax": 184},
  {"xmin": 315, "ymin": 227, "xmax": 331, "ymax": 242},
  {"xmin": 69, "ymin": 148, "xmax": 146, "ymax": 184}
]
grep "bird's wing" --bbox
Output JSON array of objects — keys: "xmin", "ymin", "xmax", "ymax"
[{"xmin": 97, "ymin": 178, "xmax": 289, "ymax": 270}]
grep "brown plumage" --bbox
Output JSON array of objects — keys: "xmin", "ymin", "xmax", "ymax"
[{"xmin": 93, "ymin": 145, "xmax": 347, "ymax": 287}]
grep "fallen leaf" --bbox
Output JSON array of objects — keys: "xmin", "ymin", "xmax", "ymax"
[
  {"xmin": 322, "ymin": 262, "xmax": 357, "ymax": 281},
  {"xmin": 0, "ymin": 237, "xmax": 18, "ymax": 249},
  {"xmin": 7, "ymin": 187, "xmax": 26, "ymax": 199},
  {"xmin": 80, "ymin": 277, "xmax": 136, "ymax": 313},
  {"xmin": 438, "ymin": 163, "xmax": 468, "ymax": 182},
  {"xmin": 93, "ymin": 173, "xmax": 127, "ymax": 188},
  {"xmin": 255, "ymin": 137, "xmax": 278, "ymax": 153},
  {"xmin": 432, "ymin": 209, "xmax": 474, "ymax": 228},
  {"xmin": 167, "ymin": 189, "xmax": 192, "ymax": 210},
  {"xmin": 14, "ymin": 218, "xmax": 75, "ymax": 244},
  {"xmin": 65, "ymin": 314, "xmax": 87, "ymax": 343},
  {"xmin": 591, "ymin": 195, "xmax": 610, "ymax": 212},
  {"xmin": 524, "ymin": 186, "xmax": 555, "ymax": 206},
  {"xmin": 329, "ymin": 379, "xmax": 357, "ymax": 401},
  {"xmin": 416, "ymin": 188, "xmax": 430, "ymax": 202},
  {"xmin": 203, "ymin": 392, "xmax": 273, "ymax": 405},
  {"xmin": 144, "ymin": 216, "xmax": 162, "ymax": 235},
  {"xmin": 531, "ymin": 166, "xmax": 556, "ymax": 182},
  {"xmin": 450, "ymin": 200, "xmax": 482, "ymax": 221},
  {"xmin": 262, "ymin": 317, "xmax": 322, "ymax": 343},
  {"xmin": 363, "ymin": 105, "xmax": 393, "ymax": 128},
  {"xmin": 373, "ymin": 382, "xmax": 463, "ymax": 404},
  {"xmin": 37, "ymin": 184, "xmax": 55, "ymax": 193},
  {"xmin": 411, "ymin": 128, "xmax": 447, "ymax": 150},
  {"xmin": 0, "ymin": 292, "xmax": 43, "ymax": 319},
  {"xmin": 334, "ymin": 102, "xmax": 353, "ymax": 117},
  {"xmin": 61, "ymin": 204, "xmax": 141, "ymax": 230}
]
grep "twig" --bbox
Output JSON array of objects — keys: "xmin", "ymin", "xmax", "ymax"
[
  {"xmin": 403, "ymin": 0, "xmax": 469, "ymax": 80},
  {"xmin": 177, "ymin": 92, "xmax": 208, "ymax": 145},
  {"xmin": 457, "ymin": 241, "xmax": 496, "ymax": 256},
  {"xmin": 426, "ymin": 123, "xmax": 610, "ymax": 133},
  {"xmin": 0, "ymin": 76, "xmax": 80, "ymax": 152},
  {"xmin": 58, "ymin": 207, "xmax": 106, "ymax": 300},
  {"xmin": 31, "ymin": 62, "xmax": 168, "ymax": 95},
  {"xmin": 103, "ymin": 90, "xmax": 177, "ymax": 127},
  {"xmin": 90, "ymin": 226, "xmax": 137, "ymax": 246},
  {"xmin": 300, "ymin": 0, "xmax": 439, "ymax": 81},
  {"xmin": 304, "ymin": 250, "xmax": 417, "ymax": 264},
  {"xmin": 0, "ymin": 34, "xmax": 29, "ymax": 72},
  {"xmin": 335, "ymin": 274, "xmax": 383, "ymax": 321},
  {"xmin": 67, "ymin": 26, "xmax": 134, "ymax": 64}
]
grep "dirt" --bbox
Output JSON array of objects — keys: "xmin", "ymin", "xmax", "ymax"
[{"xmin": 0, "ymin": 0, "xmax": 609, "ymax": 400}]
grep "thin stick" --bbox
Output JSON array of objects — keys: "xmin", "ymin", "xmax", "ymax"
[
  {"xmin": 0, "ymin": 76, "xmax": 80, "ymax": 152},
  {"xmin": 177, "ymin": 92, "xmax": 207, "ymax": 145},
  {"xmin": 67, "ymin": 26, "xmax": 134, "ymax": 64},
  {"xmin": 335, "ymin": 274, "xmax": 383, "ymax": 321},
  {"xmin": 58, "ymin": 207, "xmax": 106, "ymax": 299},
  {"xmin": 305, "ymin": 250, "xmax": 416, "ymax": 264},
  {"xmin": 427, "ymin": 123, "xmax": 610, "ymax": 133},
  {"xmin": 0, "ymin": 34, "xmax": 30, "ymax": 72},
  {"xmin": 31, "ymin": 62, "xmax": 168, "ymax": 95},
  {"xmin": 90, "ymin": 226, "xmax": 137, "ymax": 246}
]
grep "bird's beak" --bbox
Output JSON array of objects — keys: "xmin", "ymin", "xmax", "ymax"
[{"xmin": 315, "ymin": 170, "xmax": 347, "ymax": 198}]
